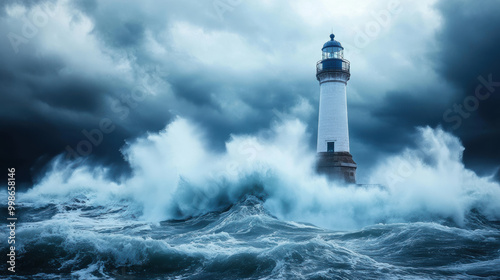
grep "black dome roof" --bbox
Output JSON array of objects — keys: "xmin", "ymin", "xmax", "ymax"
[{"xmin": 322, "ymin": 34, "xmax": 343, "ymax": 49}]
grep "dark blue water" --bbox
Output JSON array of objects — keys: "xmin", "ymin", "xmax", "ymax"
[
  {"xmin": 2, "ymin": 194, "xmax": 499, "ymax": 279},
  {"xmin": 2, "ymin": 123, "xmax": 500, "ymax": 279}
]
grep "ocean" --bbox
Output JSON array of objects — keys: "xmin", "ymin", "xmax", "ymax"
[{"xmin": 2, "ymin": 118, "xmax": 500, "ymax": 279}]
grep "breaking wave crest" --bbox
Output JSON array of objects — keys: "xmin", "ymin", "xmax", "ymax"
[
  {"xmin": 21, "ymin": 117, "xmax": 500, "ymax": 230},
  {"xmin": 3, "ymin": 118, "xmax": 500, "ymax": 279}
]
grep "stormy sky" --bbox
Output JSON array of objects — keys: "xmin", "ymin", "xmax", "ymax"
[{"xmin": 1, "ymin": 0, "xmax": 499, "ymax": 186}]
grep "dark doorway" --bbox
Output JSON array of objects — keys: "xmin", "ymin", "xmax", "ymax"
[{"xmin": 327, "ymin": 142, "xmax": 335, "ymax": 153}]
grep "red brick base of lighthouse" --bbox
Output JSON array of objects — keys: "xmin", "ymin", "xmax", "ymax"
[{"xmin": 316, "ymin": 152, "xmax": 357, "ymax": 183}]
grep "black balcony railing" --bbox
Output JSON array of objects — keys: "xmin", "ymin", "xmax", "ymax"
[{"xmin": 316, "ymin": 58, "xmax": 350, "ymax": 74}]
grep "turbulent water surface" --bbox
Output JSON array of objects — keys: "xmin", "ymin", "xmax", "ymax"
[
  {"xmin": 2, "ymin": 194, "xmax": 500, "ymax": 279},
  {"xmin": 2, "ymin": 119, "xmax": 500, "ymax": 279}
]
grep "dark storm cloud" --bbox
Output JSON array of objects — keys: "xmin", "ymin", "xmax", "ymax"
[
  {"xmin": 0, "ymin": 42, "xmax": 131, "ymax": 185},
  {"xmin": 101, "ymin": 21, "xmax": 145, "ymax": 48},
  {"xmin": 0, "ymin": 0, "xmax": 172, "ymax": 185},
  {"xmin": 71, "ymin": 0, "xmax": 97, "ymax": 15},
  {"xmin": 352, "ymin": 91, "xmax": 448, "ymax": 151},
  {"xmin": 1, "ymin": 0, "xmax": 499, "ymax": 186},
  {"xmin": 348, "ymin": 85, "xmax": 453, "ymax": 171},
  {"xmin": 345, "ymin": 1, "xmax": 500, "ymax": 179},
  {"xmin": 433, "ymin": 0, "xmax": 500, "ymax": 175}
]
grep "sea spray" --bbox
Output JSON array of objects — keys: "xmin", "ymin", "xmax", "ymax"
[{"xmin": 21, "ymin": 118, "xmax": 500, "ymax": 230}]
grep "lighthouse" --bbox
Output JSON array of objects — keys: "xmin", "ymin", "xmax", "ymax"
[{"xmin": 315, "ymin": 34, "xmax": 357, "ymax": 183}]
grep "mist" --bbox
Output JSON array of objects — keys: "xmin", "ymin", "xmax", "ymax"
[{"xmin": 20, "ymin": 117, "xmax": 500, "ymax": 230}]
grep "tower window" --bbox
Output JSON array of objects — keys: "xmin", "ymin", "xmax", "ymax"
[{"xmin": 327, "ymin": 142, "xmax": 335, "ymax": 153}]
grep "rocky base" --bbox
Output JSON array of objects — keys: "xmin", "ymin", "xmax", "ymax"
[{"xmin": 316, "ymin": 152, "xmax": 357, "ymax": 183}]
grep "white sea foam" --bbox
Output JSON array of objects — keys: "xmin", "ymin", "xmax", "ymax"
[{"xmin": 22, "ymin": 117, "xmax": 500, "ymax": 230}]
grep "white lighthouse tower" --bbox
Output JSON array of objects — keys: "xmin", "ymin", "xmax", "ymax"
[{"xmin": 316, "ymin": 34, "xmax": 357, "ymax": 183}]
